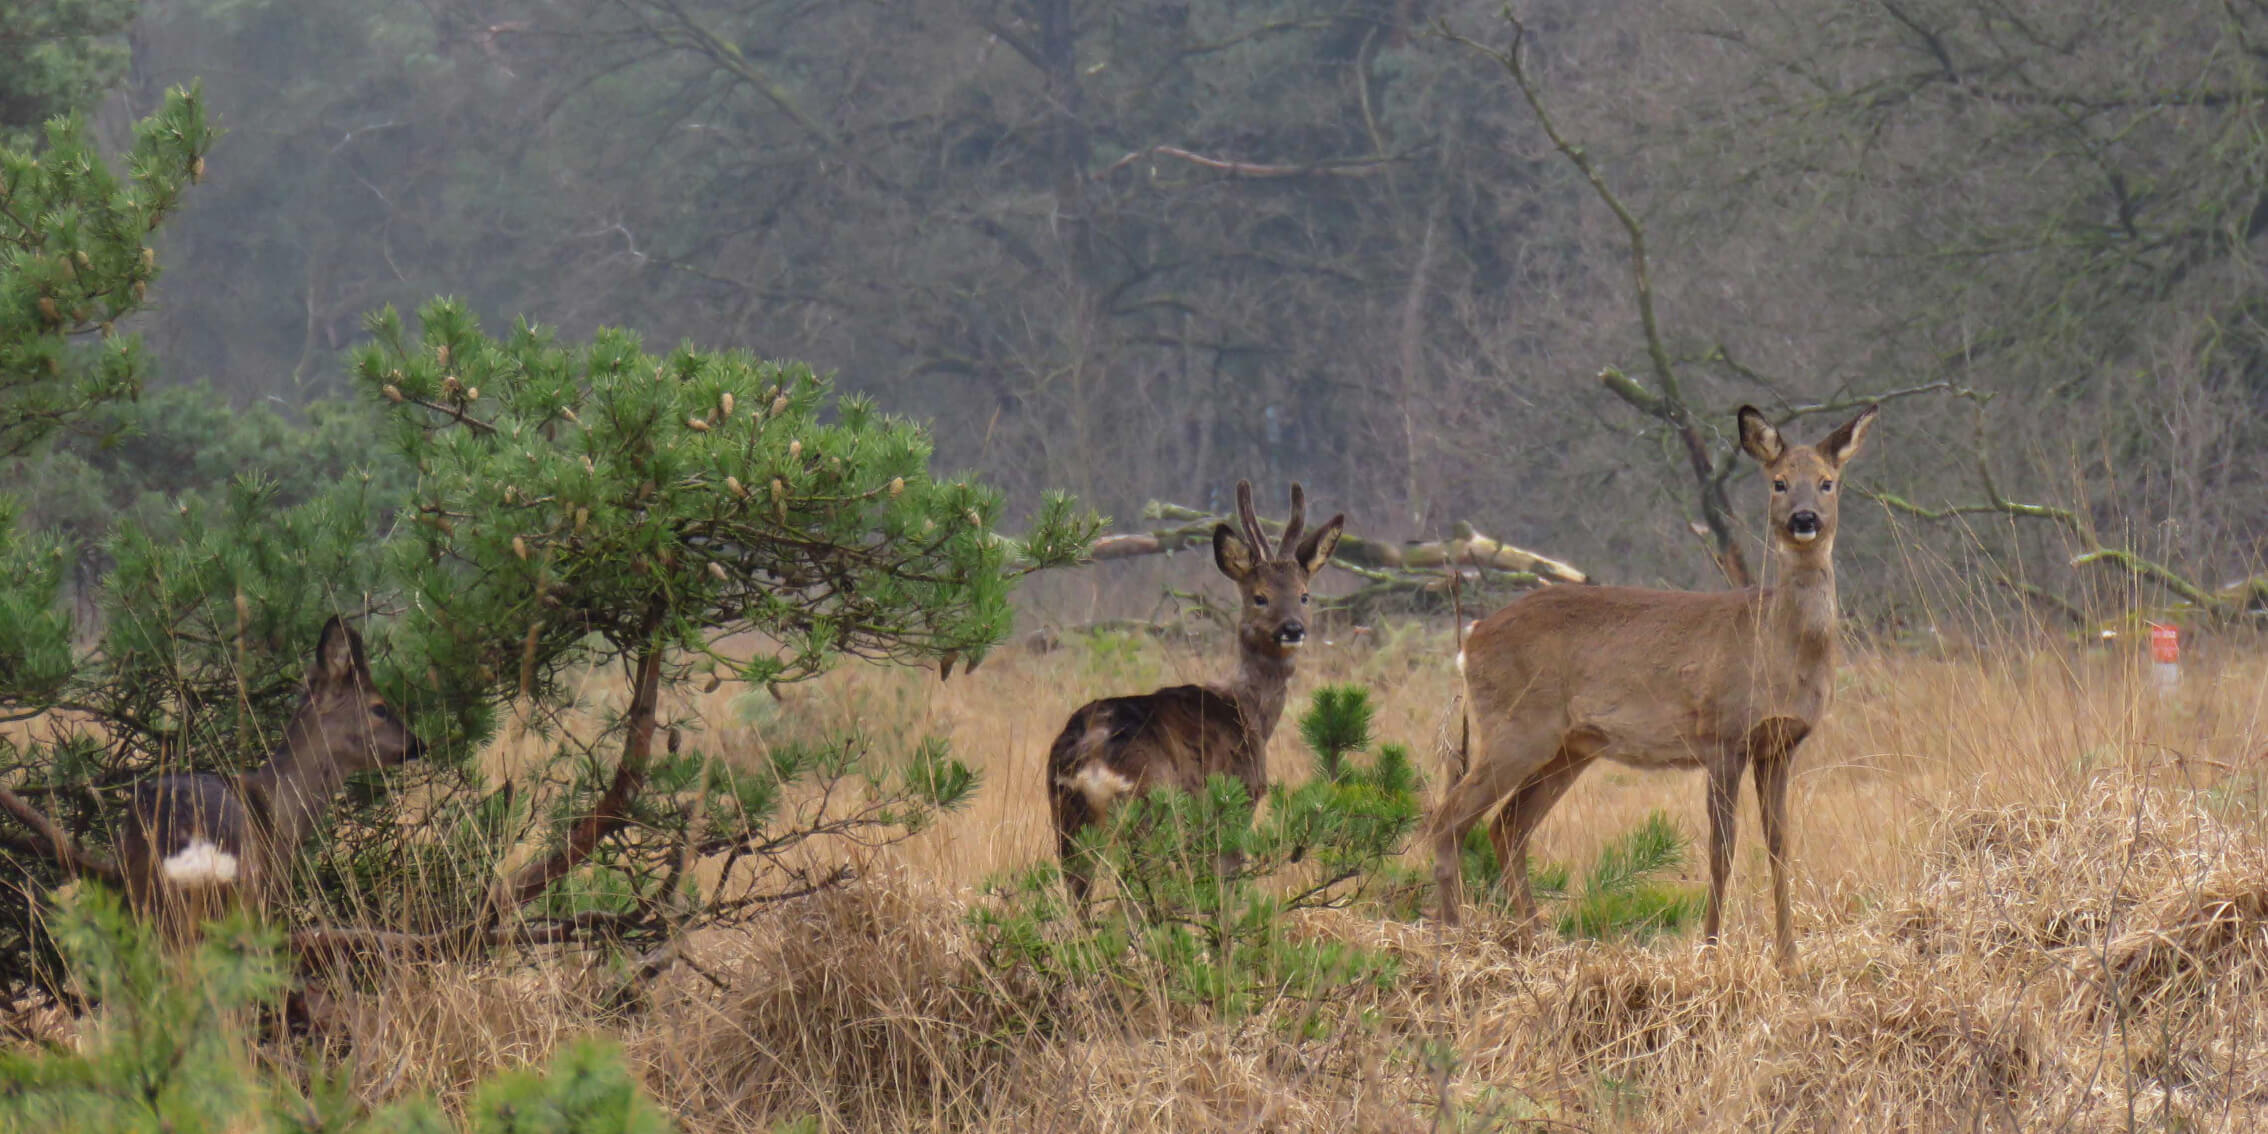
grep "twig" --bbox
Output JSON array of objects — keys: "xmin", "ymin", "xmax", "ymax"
[
  {"xmin": 0, "ymin": 787, "xmax": 121, "ymax": 886},
  {"xmin": 403, "ymin": 394, "xmax": 497, "ymax": 435},
  {"xmin": 1094, "ymin": 144, "xmax": 1401, "ymax": 181}
]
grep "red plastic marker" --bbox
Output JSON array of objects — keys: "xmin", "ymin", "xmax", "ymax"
[{"xmin": 2148, "ymin": 622, "xmax": 2180, "ymax": 693}]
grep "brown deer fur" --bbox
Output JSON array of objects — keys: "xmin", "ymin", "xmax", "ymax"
[
  {"xmin": 118, "ymin": 617, "xmax": 427, "ymax": 938},
  {"xmin": 1047, "ymin": 480, "xmax": 1343, "ymax": 899},
  {"xmin": 1431, "ymin": 405, "xmax": 1878, "ymax": 966}
]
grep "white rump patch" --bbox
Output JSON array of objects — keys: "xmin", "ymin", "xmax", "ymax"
[
  {"xmin": 160, "ymin": 839, "xmax": 240, "ymax": 885},
  {"xmin": 1455, "ymin": 649, "xmax": 1466, "ymax": 676},
  {"xmin": 1059, "ymin": 764, "xmax": 1137, "ymax": 813}
]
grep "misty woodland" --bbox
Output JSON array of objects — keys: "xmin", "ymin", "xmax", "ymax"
[{"xmin": 3, "ymin": 1, "xmax": 2268, "ymax": 1131}]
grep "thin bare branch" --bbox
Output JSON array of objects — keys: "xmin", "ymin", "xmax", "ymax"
[{"xmin": 0, "ymin": 787, "xmax": 120, "ymax": 887}]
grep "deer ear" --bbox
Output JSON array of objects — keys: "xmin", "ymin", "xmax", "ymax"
[
  {"xmin": 1295, "ymin": 514, "xmax": 1344, "ymax": 576},
  {"xmin": 1736, "ymin": 405, "xmax": 1784, "ymax": 464},
  {"xmin": 1816, "ymin": 403, "xmax": 1879, "ymax": 466},
  {"xmin": 1213, "ymin": 523, "xmax": 1258, "ymax": 582},
  {"xmin": 311, "ymin": 616, "xmax": 370, "ymax": 691}
]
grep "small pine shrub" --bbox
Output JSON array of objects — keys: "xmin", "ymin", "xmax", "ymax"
[
  {"xmin": 973, "ymin": 684, "xmax": 1422, "ymax": 1026},
  {"xmin": 1390, "ymin": 806, "xmax": 1702, "ymax": 942},
  {"xmin": 1554, "ymin": 811, "xmax": 1706, "ymax": 941},
  {"xmin": 1456, "ymin": 824, "xmax": 1570, "ymax": 907},
  {"xmin": 1297, "ymin": 684, "xmax": 1373, "ymax": 782},
  {"xmin": 0, "ymin": 889, "xmax": 676, "ymax": 1133}
]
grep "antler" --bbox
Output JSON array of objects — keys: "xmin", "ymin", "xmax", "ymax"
[
  {"xmin": 1235, "ymin": 480, "xmax": 1267, "ymax": 552},
  {"xmin": 1277, "ymin": 482, "xmax": 1307, "ymax": 558}
]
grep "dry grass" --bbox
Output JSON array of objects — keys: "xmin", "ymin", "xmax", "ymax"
[{"xmin": 246, "ymin": 623, "xmax": 2268, "ymax": 1128}]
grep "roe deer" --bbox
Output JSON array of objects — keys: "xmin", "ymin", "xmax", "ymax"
[
  {"xmin": 118, "ymin": 616, "xmax": 427, "ymax": 937},
  {"xmin": 1431, "ymin": 405, "xmax": 1878, "ymax": 966},
  {"xmin": 1047, "ymin": 480, "xmax": 1343, "ymax": 899}
]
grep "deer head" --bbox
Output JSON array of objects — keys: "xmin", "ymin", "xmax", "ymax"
[
  {"xmin": 1211, "ymin": 481, "xmax": 1345, "ymax": 658},
  {"xmin": 287, "ymin": 616, "xmax": 427, "ymax": 776},
  {"xmin": 1738, "ymin": 405, "xmax": 1878, "ymax": 559}
]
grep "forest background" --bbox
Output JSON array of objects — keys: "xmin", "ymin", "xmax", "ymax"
[
  {"xmin": 20, "ymin": 0, "xmax": 2266, "ymax": 624},
  {"xmin": 13, "ymin": 4, "xmax": 2268, "ymax": 1129}
]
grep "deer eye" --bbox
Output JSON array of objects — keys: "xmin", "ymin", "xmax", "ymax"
[
  {"xmin": 1772, "ymin": 479, "xmax": 1788, "ymax": 493},
  {"xmin": 1252, "ymin": 594, "xmax": 1268, "ymax": 607},
  {"xmin": 1820, "ymin": 479, "xmax": 1835, "ymax": 493},
  {"xmin": 1300, "ymin": 593, "xmax": 1310, "ymax": 605}
]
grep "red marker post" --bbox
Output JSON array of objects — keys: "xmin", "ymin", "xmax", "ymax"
[{"xmin": 2148, "ymin": 622, "xmax": 2180, "ymax": 694}]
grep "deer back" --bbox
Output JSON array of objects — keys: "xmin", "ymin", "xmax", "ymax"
[
  {"xmin": 1461, "ymin": 584, "xmax": 1806, "ymax": 767},
  {"xmin": 119, "ymin": 773, "xmax": 273, "ymax": 920},
  {"xmin": 1048, "ymin": 684, "xmax": 1261, "ymax": 818}
]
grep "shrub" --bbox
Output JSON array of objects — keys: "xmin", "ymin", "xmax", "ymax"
[
  {"xmin": 974, "ymin": 683, "xmax": 1421, "ymax": 1025},
  {"xmin": 0, "ymin": 888, "xmax": 675, "ymax": 1133},
  {"xmin": 1454, "ymin": 809, "xmax": 1705, "ymax": 942},
  {"xmin": 341, "ymin": 298, "xmax": 1096, "ymax": 949},
  {"xmin": 0, "ymin": 293, "xmax": 1094, "ymax": 990}
]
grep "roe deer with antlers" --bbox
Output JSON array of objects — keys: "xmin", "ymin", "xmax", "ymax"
[
  {"xmin": 1431, "ymin": 405, "xmax": 1878, "ymax": 966},
  {"xmin": 1047, "ymin": 480, "xmax": 1343, "ymax": 899},
  {"xmin": 118, "ymin": 616, "xmax": 427, "ymax": 937}
]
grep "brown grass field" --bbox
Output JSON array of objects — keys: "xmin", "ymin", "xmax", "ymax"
[{"xmin": 264, "ymin": 608, "xmax": 2268, "ymax": 1134}]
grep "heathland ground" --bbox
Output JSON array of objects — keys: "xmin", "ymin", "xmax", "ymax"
[{"xmin": 268, "ymin": 604, "xmax": 2268, "ymax": 1133}]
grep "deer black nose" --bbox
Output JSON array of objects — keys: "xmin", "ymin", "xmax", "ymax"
[
  {"xmin": 1276, "ymin": 620, "xmax": 1307, "ymax": 645},
  {"xmin": 1788, "ymin": 511, "xmax": 1821, "ymax": 536}
]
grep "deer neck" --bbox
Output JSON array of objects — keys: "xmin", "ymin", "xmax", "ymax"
[
  {"xmin": 1762, "ymin": 545, "xmax": 1840, "ymax": 661},
  {"xmin": 1224, "ymin": 643, "xmax": 1296, "ymax": 745},
  {"xmin": 237, "ymin": 729, "xmax": 351, "ymax": 852}
]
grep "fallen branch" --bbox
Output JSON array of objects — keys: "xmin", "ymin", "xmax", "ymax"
[
  {"xmin": 2067, "ymin": 549, "xmax": 2219, "ymax": 611},
  {"xmin": 1064, "ymin": 501, "xmax": 1587, "ymax": 617},
  {"xmin": 1104, "ymin": 501, "xmax": 1586, "ymax": 584}
]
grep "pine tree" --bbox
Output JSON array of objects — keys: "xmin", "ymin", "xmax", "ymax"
[
  {"xmin": 0, "ymin": 0, "xmax": 139, "ymax": 150},
  {"xmin": 0, "ymin": 79, "xmax": 217, "ymax": 995},
  {"xmin": 351, "ymin": 297, "xmax": 1096, "ymax": 939},
  {"xmin": 0, "ymin": 82, "xmax": 213, "ymax": 458}
]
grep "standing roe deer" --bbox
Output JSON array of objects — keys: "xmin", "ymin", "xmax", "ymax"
[
  {"xmin": 1047, "ymin": 480, "xmax": 1344, "ymax": 899},
  {"xmin": 118, "ymin": 616, "xmax": 427, "ymax": 937},
  {"xmin": 1431, "ymin": 405, "xmax": 1878, "ymax": 966}
]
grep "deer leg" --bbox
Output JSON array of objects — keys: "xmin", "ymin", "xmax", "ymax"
[
  {"xmin": 1431, "ymin": 726, "xmax": 1560, "ymax": 927},
  {"xmin": 1701, "ymin": 746, "xmax": 1749, "ymax": 947},
  {"xmin": 1485, "ymin": 746, "xmax": 1590, "ymax": 924},
  {"xmin": 1751, "ymin": 724, "xmax": 1806, "ymax": 969},
  {"xmin": 1051, "ymin": 788, "xmax": 1096, "ymax": 905}
]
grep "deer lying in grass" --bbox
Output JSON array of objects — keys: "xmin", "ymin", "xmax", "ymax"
[
  {"xmin": 1047, "ymin": 480, "xmax": 1343, "ymax": 899},
  {"xmin": 1432, "ymin": 405, "xmax": 1878, "ymax": 967},
  {"xmin": 118, "ymin": 616, "xmax": 427, "ymax": 938}
]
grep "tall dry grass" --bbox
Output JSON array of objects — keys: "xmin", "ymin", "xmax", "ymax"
[{"xmin": 282, "ymin": 622, "xmax": 2268, "ymax": 1129}]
